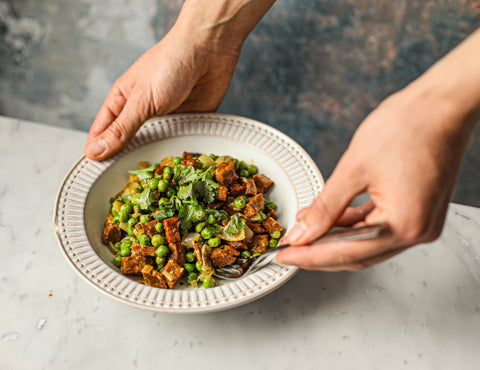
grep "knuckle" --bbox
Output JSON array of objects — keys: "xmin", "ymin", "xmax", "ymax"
[{"xmin": 108, "ymin": 121, "xmax": 128, "ymax": 141}]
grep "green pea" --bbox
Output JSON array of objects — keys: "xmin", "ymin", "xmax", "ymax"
[
  {"xmin": 185, "ymin": 251, "xmax": 195, "ymax": 263},
  {"xmin": 195, "ymin": 222, "xmax": 206, "ymax": 233},
  {"xmin": 206, "ymin": 214, "xmax": 216, "ymax": 224},
  {"xmin": 241, "ymin": 250, "xmax": 252, "ymax": 258},
  {"xmin": 113, "ymin": 254, "xmax": 122, "ymax": 267},
  {"xmin": 121, "ymin": 240, "xmax": 132, "ymax": 249},
  {"xmin": 155, "ymin": 222, "xmax": 164, "ymax": 233},
  {"xmin": 114, "ymin": 242, "xmax": 121, "ymax": 250},
  {"xmin": 111, "ymin": 206, "xmax": 119, "ymax": 216},
  {"xmin": 120, "ymin": 246, "xmax": 131, "ymax": 257},
  {"xmin": 202, "ymin": 276, "xmax": 215, "ymax": 289},
  {"xmin": 148, "ymin": 177, "xmax": 159, "ymax": 190},
  {"xmin": 234, "ymin": 197, "xmax": 246, "ymax": 209},
  {"xmin": 239, "ymin": 169, "xmax": 249, "ymax": 178},
  {"xmin": 158, "ymin": 179, "xmax": 169, "ymax": 192},
  {"xmin": 155, "ymin": 256, "xmax": 167, "ymax": 267},
  {"xmin": 269, "ymin": 238, "xmax": 279, "ymax": 248},
  {"xmin": 208, "ymin": 237, "xmax": 221, "ymax": 248},
  {"xmin": 166, "ymin": 188, "xmax": 176, "ymax": 198},
  {"xmin": 112, "ymin": 215, "xmax": 120, "ymax": 224},
  {"xmin": 151, "ymin": 234, "xmax": 165, "ymax": 247},
  {"xmin": 155, "ymin": 245, "xmax": 170, "ymax": 257},
  {"xmin": 271, "ymin": 230, "xmax": 281, "ymax": 239},
  {"xmin": 127, "ymin": 217, "xmax": 138, "ymax": 227},
  {"xmin": 184, "ymin": 263, "xmax": 195, "ymax": 273},
  {"xmin": 163, "ymin": 166, "xmax": 173, "ymax": 175},
  {"xmin": 139, "ymin": 214, "xmax": 151, "ymax": 223},
  {"xmin": 138, "ymin": 233, "xmax": 150, "ymax": 245},
  {"xmin": 119, "ymin": 211, "xmax": 129, "ymax": 223},
  {"xmin": 247, "ymin": 164, "xmax": 258, "ymax": 175},
  {"xmin": 266, "ymin": 201, "xmax": 277, "ymax": 210},
  {"xmin": 187, "ymin": 272, "xmax": 198, "ymax": 285},
  {"xmin": 173, "ymin": 157, "xmax": 182, "ymax": 166},
  {"xmin": 196, "ymin": 261, "xmax": 203, "ymax": 272},
  {"xmin": 201, "ymin": 228, "xmax": 213, "ymax": 240},
  {"xmin": 127, "ymin": 226, "xmax": 136, "ymax": 237},
  {"xmin": 239, "ymin": 160, "xmax": 247, "ymax": 170},
  {"xmin": 120, "ymin": 203, "xmax": 133, "ymax": 214}
]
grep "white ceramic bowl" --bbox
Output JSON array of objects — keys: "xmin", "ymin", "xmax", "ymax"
[{"xmin": 54, "ymin": 113, "xmax": 323, "ymax": 313}]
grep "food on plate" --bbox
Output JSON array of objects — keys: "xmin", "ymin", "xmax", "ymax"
[{"xmin": 101, "ymin": 152, "xmax": 283, "ymax": 289}]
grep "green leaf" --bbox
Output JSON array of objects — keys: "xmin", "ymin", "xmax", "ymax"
[
  {"xmin": 178, "ymin": 204, "xmax": 206, "ymax": 233},
  {"xmin": 128, "ymin": 164, "xmax": 158, "ymax": 181},
  {"xmin": 134, "ymin": 188, "xmax": 151, "ymax": 211},
  {"xmin": 225, "ymin": 214, "xmax": 246, "ymax": 236},
  {"xmin": 154, "ymin": 205, "xmax": 175, "ymax": 222},
  {"xmin": 178, "ymin": 184, "xmax": 194, "ymax": 201},
  {"xmin": 193, "ymin": 181, "xmax": 217, "ymax": 204},
  {"xmin": 177, "ymin": 166, "xmax": 197, "ymax": 185}
]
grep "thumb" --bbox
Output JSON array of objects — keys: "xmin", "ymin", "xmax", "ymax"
[
  {"xmin": 84, "ymin": 91, "xmax": 152, "ymax": 161},
  {"xmin": 284, "ymin": 161, "xmax": 365, "ymax": 245}
]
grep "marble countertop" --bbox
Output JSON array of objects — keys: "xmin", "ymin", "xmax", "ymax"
[{"xmin": 1, "ymin": 116, "xmax": 480, "ymax": 369}]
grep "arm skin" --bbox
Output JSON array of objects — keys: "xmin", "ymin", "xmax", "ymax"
[
  {"xmin": 84, "ymin": 0, "xmax": 275, "ymax": 160},
  {"xmin": 277, "ymin": 28, "xmax": 480, "ymax": 271}
]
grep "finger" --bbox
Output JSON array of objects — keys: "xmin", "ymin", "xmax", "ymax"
[
  {"xmin": 287, "ymin": 246, "xmax": 409, "ymax": 272},
  {"xmin": 285, "ymin": 159, "xmax": 366, "ymax": 245},
  {"xmin": 335, "ymin": 200, "xmax": 375, "ymax": 227},
  {"xmin": 86, "ymin": 85, "xmax": 128, "ymax": 145},
  {"xmin": 84, "ymin": 89, "xmax": 152, "ymax": 161},
  {"xmin": 296, "ymin": 208, "xmax": 308, "ymax": 222},
  {"xmin": 277, "ymin": 227, "xmax": 399, "ymax": 269}
]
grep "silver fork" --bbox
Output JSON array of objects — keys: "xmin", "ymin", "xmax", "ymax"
[{"xmin": 214, "ymin": 224, "xmax": 386, "ymax": 280}]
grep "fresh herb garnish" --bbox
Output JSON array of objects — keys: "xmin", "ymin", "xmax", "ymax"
[
  {"xmin": 225, "ymin": 214, "xmax": 246, "ymax": 236},
  {"xmin": 134, "ymin": 188, "xmax": 152, "ymax": 211},
  {"xmin": 128, "ymin": 163, "xmax": 158, "ymax": 181}
]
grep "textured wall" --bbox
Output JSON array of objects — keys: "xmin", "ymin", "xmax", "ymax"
[{"xmin": 1, "ymin": 0, "xmax": 479, "ymax": 205}]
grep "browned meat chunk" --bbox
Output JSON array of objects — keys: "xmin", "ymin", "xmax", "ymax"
[
  {"xmin": 249, "ymin": 234, "xmax": 269, "ymax": 254},
  {"xmin": 214, "ymin": 161, "xmax": 238, "ymax": 186},
  {"xmin": 218, "ymin": 185, "xmax": 228, "ymax": 201},
  {"xmin": 226, "ymin": 240, "xmax": 248, "ymax": 251},
  {"xmin": 265, "ymin": 206, "xmax": 277, "ymax": 220},
  {"xmin": 263, "ymin": 217, "xmax": 284, "ymax": 235},
  {"xmin": 207, "ymin": 202, "xmax": 224, "ymax": 209},
  {"xmin": 163, "ymin": 216, "xmax": 181, "ymax": 243},
  {"xmin": 161, "ymin": 259, "xmax": 185, "ymax": 289},
  {"xmin": 182, "ymin": 159, "xmax": 199, "ymax": 168},
  {"xmin": 142, "ymin": 265, "xmax": 168, "ymax": 288},
  {"xmin": 246, "ymin": 221, "xmax": 266, "ymax": 234},
  {"xmin": 168, "ymin": 241, "xmax": 186, "ymax": 266},
  {"xmin": 182, "ymin": 151, "xmax": 196, "ymax": 160},
  {"xmin": 239, "ymin": 177, "xmax": 257, "ymax": 195},
  {"xmin": 142, "ymin": 220, "xmax": 158, "ymax": 239},
  {"xmin": 121, "ymin": 256, "xmax": 154, "ymax": 275},
  {"xmin": 102, "ymin": 214, "xmax": 122, "ymax": 244},
  {"xmin": 131, "ymin": 243, "xmax": 157, "ymax": 257},
  {"xmin": 253, "ymin": 174, "xmax": 273, "ymax": 194},
  {"xmin": 210, "ymin": 245, "xmax": 240, "ymax": 268},
  {"xmin": 229, "ymin": 183, "xmax": 244, "ymax": 196},
  {"xmin": 243, "ymin": 193, "xmax": 265, "ymax": 218},
  {"xmin": 222, "ymin": 204, "xmax": 237, "ymax": 216}
]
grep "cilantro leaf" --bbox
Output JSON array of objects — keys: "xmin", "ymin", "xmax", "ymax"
[
  {"xmin": 193, "ymin": 181, "xmax": 217, "ymax": 204},
  {"xmin": 134, "ymin": 188, "xmax": 151, "ymax": 211},
  {"xmin": 177, "ymin": 184, "xmax": 194, "ymax": 201},
  {"xmin": 176, "ymin": 166, "xmax": 197, "ymax": 185},
  {"xmin": 128, "ymin": 164, "xmax": 158, "ymax": 181},
  {"xmin": 225, "ymin": 214, "xmax": 246, "ymax": 236},
  {"xmin": 178, "ymin": 204, "xmax": 206, "ymax": 233}
]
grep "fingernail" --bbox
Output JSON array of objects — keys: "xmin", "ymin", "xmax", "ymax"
[
  {"xmin": 286, "ymin": 220, "xmax": 307, "ymax": 243},
  {"xmin": 85, "ymin": 138, "xmax": 107, "ymax": 158}
]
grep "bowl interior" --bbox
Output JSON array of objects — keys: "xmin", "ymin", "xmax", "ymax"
[{"xmin": 84, "ymin": 135, "xmax": 298, "ymax": 287}]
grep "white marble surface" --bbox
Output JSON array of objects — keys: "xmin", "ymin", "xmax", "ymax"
[{"xmin": 1, "ymin": 116, "xmax": 480, "ymax": 370}]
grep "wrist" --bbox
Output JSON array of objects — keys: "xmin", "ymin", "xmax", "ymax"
[{"xmin": 173, "ymin": 0, "xmax": 275, "ymax": 55}]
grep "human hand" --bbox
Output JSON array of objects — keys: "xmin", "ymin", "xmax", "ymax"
[
  {"xmin": 277, "ymin": 77, "xmax": 478, "ymax": 271},
  {"xmin": 84, "ymin": 29, "xmax": 239, "ymax": 160},
  {"xmin": 84, "ymin": 0, "xmax": 275, "ymax": 161}
]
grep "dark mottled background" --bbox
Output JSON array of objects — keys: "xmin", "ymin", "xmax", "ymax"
[{"xmin": 1, "ymin": 0, "xmax": 479, "ymax": 205}]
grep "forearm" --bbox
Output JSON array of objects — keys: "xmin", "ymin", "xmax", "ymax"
[
  {"xmin": 173, "ymin": 0, "xmax": 275, "ymax": 55},
  {"xmin": 405, "ymin": 28, "xmax": 480, "ymax": 136}
]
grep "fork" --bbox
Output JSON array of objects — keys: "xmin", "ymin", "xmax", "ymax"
[{"xmin": 214, "ymin": 223, "xmax": 386, "ymax": 280}]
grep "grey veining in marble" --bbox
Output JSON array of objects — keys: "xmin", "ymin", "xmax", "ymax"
[
  {"xmin": 0, "ymin": 0, "xmax": 479, "ymax": 206},
  {"xmin": 0, "ymin": 116, "xmax": 480, "ymax": 369}
]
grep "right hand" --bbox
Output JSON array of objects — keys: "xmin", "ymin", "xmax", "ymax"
[{"xmin": 84, "ymin": 28, "xmax": 240, "ymax": 161}]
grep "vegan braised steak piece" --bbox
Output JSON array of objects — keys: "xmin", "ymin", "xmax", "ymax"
[{"xmin": 101, "ymin": 153, "xmax": 284, "ymax": 289}]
